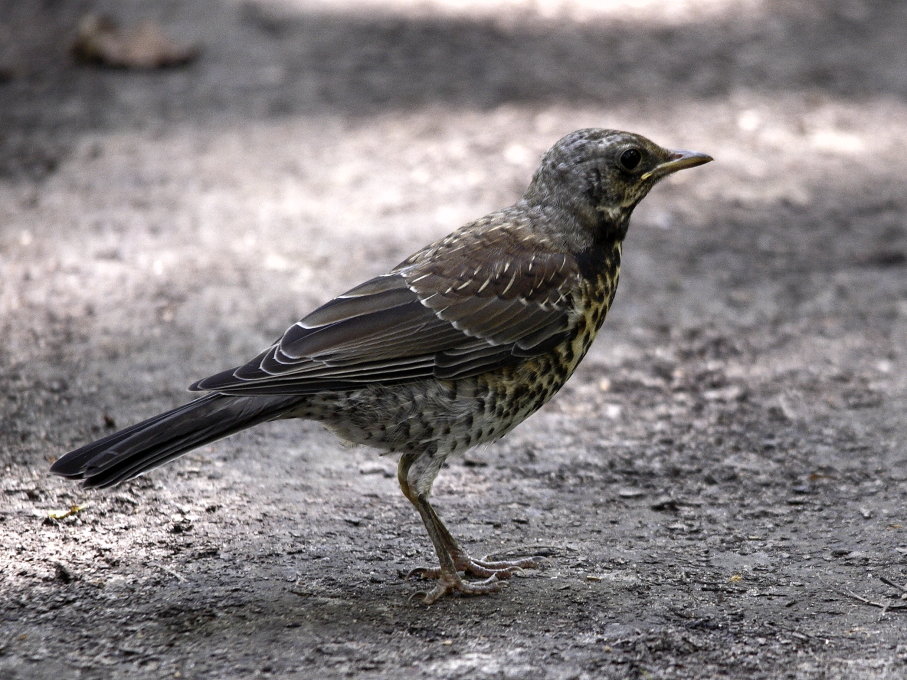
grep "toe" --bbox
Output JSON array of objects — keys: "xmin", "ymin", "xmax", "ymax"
[{"xmin": 419, "ymin": 573, "xmax": 504, "ymax": 604}]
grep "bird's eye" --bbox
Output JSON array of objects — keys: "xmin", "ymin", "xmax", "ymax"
[{"xmin": 619, "ymin": 148, "xmax": 642, "ymax": 171}]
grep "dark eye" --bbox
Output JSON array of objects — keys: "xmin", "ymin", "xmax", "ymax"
[{"xmin": 619, "ymin": 148, "xmax": 641, "ymax": 171}]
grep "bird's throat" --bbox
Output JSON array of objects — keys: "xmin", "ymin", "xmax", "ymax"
[
  {"xmin": 594, "ymin": 205, "xmax": 632, "ymax": 242},
  {"xmin": 574, "ymin": 233, "xmax": 622, "ymax": 281}
]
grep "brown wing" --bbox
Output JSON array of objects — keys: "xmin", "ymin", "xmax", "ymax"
[{"xmin": 191, "ymin": 224, "xmax": 580, "ymax": 396}]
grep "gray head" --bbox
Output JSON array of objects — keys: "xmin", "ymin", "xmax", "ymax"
[{"xmin": 524, "ymin": 129, "xmax": 712, "ymax": 241}]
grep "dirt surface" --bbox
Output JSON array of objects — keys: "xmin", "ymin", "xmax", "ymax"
[{"xmin": 2, "ymin": 0, "xmax": 907, "ymax": 678}]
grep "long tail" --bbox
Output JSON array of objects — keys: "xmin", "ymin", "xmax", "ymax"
[{"xmin": 50, "ymin": 394, "xmax": 300, "ymax": 489}]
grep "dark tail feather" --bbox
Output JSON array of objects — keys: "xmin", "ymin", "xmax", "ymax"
[{"xmin": 50, "ymin": 394, "xmax": 299, "ymax": 489}]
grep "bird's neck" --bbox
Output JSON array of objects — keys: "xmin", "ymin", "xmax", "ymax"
[
  {"xmin": 592, "ymin": 203, "xmax": 633, "ymax": 243},
  {"xmin": 569, "ymin": 201, "xmax": 630, "ymax": 277},
  {"xmin": 520, "ymin": 198, "xmax": 630, "ymax": 251},
  {"xmin": 574, "ymin": 229, "xmax": 622, "ymax": 281}
]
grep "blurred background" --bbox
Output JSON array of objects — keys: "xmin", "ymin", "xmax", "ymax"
[{"xmin": 1, "ymin": 1, "xmax": 906, "ymax": 678}]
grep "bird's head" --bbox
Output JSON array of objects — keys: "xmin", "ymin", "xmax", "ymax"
[{"xmin": 524, "ymin": 129, "xmax": 712, "ymax": 242}]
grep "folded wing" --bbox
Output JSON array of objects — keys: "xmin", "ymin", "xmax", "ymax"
[{"xmin": 192, "ymin": 233, "xmax": 579, "ymax": 396}]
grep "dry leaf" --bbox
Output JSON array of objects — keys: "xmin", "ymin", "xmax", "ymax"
[
  {"xmin": 72, "ymin": 14, "xmax": 199, "ymax": 69},
  {"xmin": 47, "ymin": 504, "xmax": 90, "ymax": 520}
]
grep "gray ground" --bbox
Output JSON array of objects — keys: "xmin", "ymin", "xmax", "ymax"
[{"xmin": 2, "ymin": 0, "xmax": 907, "ymax": 678}]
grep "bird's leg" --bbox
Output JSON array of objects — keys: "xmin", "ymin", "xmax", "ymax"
[
  {"xmin": 409, "ymin": 492, "xmax": 506, "ymax": 604},
  {"xmin": 397, "ymin": 453, "xmax": 542, "ymax": 604},
  {"xmin": 398, "ymin": 453, "xmax": 502, "ymax": 603},
  {"xmin": 417, "ymin": 500, "xmax": 543, "ymax": 578}
]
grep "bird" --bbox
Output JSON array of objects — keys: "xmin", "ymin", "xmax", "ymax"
[{"xmin": 51, "ymin": 129, "xmax": 712, "ymax": 603}]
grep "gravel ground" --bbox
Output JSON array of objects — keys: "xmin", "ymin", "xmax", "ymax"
[{"xmin": 2, "ymin": 0, "xmax": 906, "ymax": 678}]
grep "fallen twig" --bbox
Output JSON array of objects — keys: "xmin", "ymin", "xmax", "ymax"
[{"xmin": 840, "ymin": 588, "xmax": 907, "ymax": 613}]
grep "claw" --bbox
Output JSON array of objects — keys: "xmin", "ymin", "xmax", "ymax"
[
  {"xmin": 407, "ymin": 554, "xmax": 544, "ymax": 582},
  {"xmin": 468, "ymin": 554, "xmax": 544, "ymax": 578},
  {"xmin": 405, "ymin": 552, "xmax": 545, "ymax": 604},
  {"xmin": 408, "ymin": 589, "xmax": 430, "ymax": 603},
  {"xmin": 421, "ymin": 573, "xmax": 503, "ymax": 605},
  {"xmin": 406, "ymin": 566, "xmax": 441, "ymax": 580}
]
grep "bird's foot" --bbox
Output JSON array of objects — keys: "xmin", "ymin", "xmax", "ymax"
[
  {"xmin": 411, "ymin": 571, "xmax": 504, "ymax": 605},
  {"xmin": 408, "ymin": 552, "xmax": 544, "ymax": 582}
]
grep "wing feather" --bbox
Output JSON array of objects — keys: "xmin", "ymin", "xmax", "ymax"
[{"xmin": 191, "ymin": 225, "xmax": 583, "ymax": 395}]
